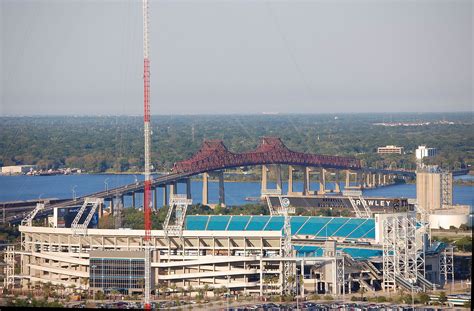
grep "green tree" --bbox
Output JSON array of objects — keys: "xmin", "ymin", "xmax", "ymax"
[
  {"xmin": 438, "ymin": 291, "xmax": 447, "ymax": 305},
  {"xmin": 94, "ymin": 290, "xmax": 105, "ymax": 300},
  {"xmin": 417, "ymin": 292, "xmax": 430, "ymax": 305},
  {"xmin": 359, "ymin": 286, "xmax": 366, "ymax": 301},
  {"xmin": 186, "ymin": 284, "xmax": 194, "ymax": 297},
  {"xmin": 203, "ymin": 284, "xmax": 210, "ymax": 298},
  {"xmin": 170, "ymin": 283, "xmax": 178, "ymax": 298}
]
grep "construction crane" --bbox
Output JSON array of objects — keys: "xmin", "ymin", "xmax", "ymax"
[{"xmin": 142, "ymin": 0, "xmax": 152, "ymax": 309}]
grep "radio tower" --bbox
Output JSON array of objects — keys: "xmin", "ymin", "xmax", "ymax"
[{"xmin": 142, "ymin": 0, "xmax": 152, "ymax": 309}]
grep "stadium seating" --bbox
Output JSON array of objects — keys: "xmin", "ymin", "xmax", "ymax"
[
  {"xmin": 185, "ymin": 215, "xmax": 376, "ymax": 240},
  {"xmin": 294, "ymin": 245, "xmax": 382, "ymax": 260}
]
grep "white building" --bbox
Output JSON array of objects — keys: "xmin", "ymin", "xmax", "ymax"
[
  {"xmin": 416, "ymin": 146, "xmax": 438, "ymax": 160},
  {"xmin": 377, "ymin": 145, "xmax": 404, "ymax": 154},
  {"xmin": 1, "ymin": 165, "xmax": 37, "ymax": 175},
  {"xmin": 429, "ymin": 205, "xmax": 473, "ymax": 229}
]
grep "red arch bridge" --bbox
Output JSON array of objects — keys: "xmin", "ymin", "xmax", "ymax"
[{"xmin": 4, "ymin": 137, "xmax": 419, "ymax": 224}]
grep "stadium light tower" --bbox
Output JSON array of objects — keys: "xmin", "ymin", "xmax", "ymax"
[{"xmin": 142, "ymin": 0, "xmax": 152, "ymax": 309}]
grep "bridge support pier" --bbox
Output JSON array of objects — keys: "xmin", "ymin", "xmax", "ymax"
[
  {"xmin": 153, "ymin": 188, "xmax": 158, "ymax": 211},
  {"xmin": 303, "ymin": 167, "xmax": 310, "ymax": 195},
  {"xmin": 276, "ymin": 165, "xmax": 282, "ymax": 193},
  {"xmin": 302, "ymin": 167, "xmax": 326, "ymax": 195},
  {"xmin": 318, "ymin": 168, "xmax": 326, "ymax": 195},
  {"xmin": 98, "ymin": 201, "xmax": 103, "ymax": 218},
  {"xmin": 161, "ymin": 185, "xmax": 168, "ymax": 207},
  {"xmin": 132, "ymin": 192, "xmax": 136, "ymax": 209},
  {"xmin": 334, "ymin": 171, "xmax": 341, "ymax": 193},
  {"xmin": 345, "ymin": 170, "xmax": 350, "ymax": 189},
  {"xmin": 169, "ymin": 182, "xmax": 177, "ymax": 205},
  {"xmin": 288, "ymin": 166, "xmax": 295, "ymax": 194},
  {"xmin": 218, "ymin": 171, "xmax": 225, "ymax": 207},
  {"xmin": 344, "ymin": 170, "xmax": 361, "ymax": 190},
  {"xmin": 261, "ymin": 165, "xmax": 282, "ymax": 197},
  {"xmin": 202, "ymin": 173, "xmax": 209, "ymax": 206},
  {"xmin": 261, "ymin": 165, "xmax": 268, "ymax": 198},
  {"xmin": 186, "ymin": 178, "xmax": 192, "ymax": 200},
  {"xmin": 359, "ymin": 173, "xmax": 365, "ymax": 189},
  {"xmin": 109, "ymin": 199, "xmax": 114, "ymax": 216}
]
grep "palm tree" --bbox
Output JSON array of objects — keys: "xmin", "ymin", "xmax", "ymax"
[
  {"xmin": 263, "ymin": 276, "xmax": 271, "ymax": 296},
  {"xmin": 160, "ymin": 284, "xmax": 169, "ymax": 299},
  {"xmin": 44, "ymin": 282, "xmax": 53, "ymax": 298},
  {"xmin": 186, "ymin": 284, "xmax": 194, "ymax": 298},
  {"xmin": 51, "ymin": 284, "xmax": 59, "ymax": 299},
  {"xmin": 170, "ymin": 284, "xmax": 177, "ymax": 298},
  {"xmin": 219, "ymin": 285, "xmax": 228, "ymax": 297},
  {"xmin": 110, "ymin": 289, "xmax": 120, "ymax": 300},
  {"xmin": 155, "ymin": 284, "xmax": 162, "ymax": 299},
  {"xmin": 213, "ymin": 287, "xmax": 220, "ymax": 298},
  {"xmin": 178, "ymin": 286, "xmax": 185, "ymax": 298},
  {"xmin": 137, "ymin": 279, "xmax": 145, "ymax": 292},
  {"xmin": 59, "ymin": 284, "xmax": 66, "ymax": 299},
  {"xmin": 299, "ymin": 275, "xmax": 304, "ymax": 296},
  {"xmin": 80, "ymin": 278, "xmax": 89, "ymax": 300},
  {"xmin": 203, "ymin": 284, "xmax": 210, "ymax": 298},
  {"xmin": 360, "ymin": 286, "xmax": 366, "ymax": 301},
  {"xmin": 197, "ymin": 288, "xmax": 205, "ymax": 300},
  {"xmin": 287, "ymin": 275, "xmax": 295, "ymax": 295},
  {"xmin": 26, "ymin": 281, "xmax": 32, "ymax": 296},
  {"xmin": 265, "ymin": 275, "xmax": 278, "ymax": 296}
]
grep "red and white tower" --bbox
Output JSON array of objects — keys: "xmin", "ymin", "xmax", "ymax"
[{"xmin": 142, "ymin": 0, "xmax": 152, "ymax": 309}]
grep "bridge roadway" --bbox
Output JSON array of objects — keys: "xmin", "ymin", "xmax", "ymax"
[
  {"xmin": 360, "ymin": 168, "xmax": 469, "ymax": 178},
  {"xmin": 5, "ymin": 171, "xmax": 192, "ymax": 224}
]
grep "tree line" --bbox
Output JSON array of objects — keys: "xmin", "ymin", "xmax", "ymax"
[{"xmin": 1, "ymin": 113, "xmax": 472, "ymax": 172}]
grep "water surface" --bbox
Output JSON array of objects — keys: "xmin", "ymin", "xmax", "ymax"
[{"xmin": 0, "ymin": 174, "xmax": 472, "ymax": 207}]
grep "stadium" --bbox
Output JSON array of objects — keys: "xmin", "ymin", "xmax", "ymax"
[
  {"xmin": 10, "ymin": 202, "xmax": 452, "ymax": 298},
  {"xmin": 4, "ymin": 157, "xmax": 469, "ymax": 299}
]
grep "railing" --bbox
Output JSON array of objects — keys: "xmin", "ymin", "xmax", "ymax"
[
  {"xmin": 417, "ymin": 272, "xmax": 439, "ymax": 291},
  {"xmin": 395, "ymin": 275, "xmax": 422, "ymax": 292}
]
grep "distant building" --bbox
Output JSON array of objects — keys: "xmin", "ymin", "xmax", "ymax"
[
  {"xmin": 1, "ymin": 165, "xmax": 37, "ymax": 175},
  {"xmin": 416, "ymin": 166, "xmax": 471, "ymax": 229},
  {"xmin": 416, "ymin": 145, "xmax": 438, "ymax": 160},
  {"xmin": 377, "ymin": 145, "xmax": 403, "ymax": 154}
]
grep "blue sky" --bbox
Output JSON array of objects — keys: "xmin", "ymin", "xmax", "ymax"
[{"xmin": 1, "ymin": 0, "xmax": 472, "ymax": 115}]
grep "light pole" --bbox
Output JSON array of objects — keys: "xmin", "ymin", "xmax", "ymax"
[
  {"xmin": 296, "ymin": 274, "xmax": 299, "ymax": 311},
  {"xmin": 72, "ymin": 185, "xmax": 78, "ymax": 201},
  {"xmin": 91, "ymin": 265, "xmax": 96, "ymax": 289},
  {"xmin": 104, "ymin": 178, "xmax": 109, "ymax": 193},
  {"xmin": 226, "ymin": 275, "xmax": 230, "ymax": 311}
]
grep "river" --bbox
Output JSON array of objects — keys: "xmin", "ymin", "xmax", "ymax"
[{"xmin": 0, "ymin": 174, "xmax": 472, "ymax": 207}]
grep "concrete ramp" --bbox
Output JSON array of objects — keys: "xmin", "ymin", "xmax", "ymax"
[{"xmin": 359, "ymin": 278, "xmax": 375, "ymax": 292}]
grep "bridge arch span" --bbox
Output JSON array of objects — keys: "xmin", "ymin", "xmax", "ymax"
[{"xmin": 172, "ymin": 137, "xmax": 360, "ymax": 176}]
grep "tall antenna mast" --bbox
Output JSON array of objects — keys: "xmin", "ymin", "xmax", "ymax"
[{"xmin": 142, "ymin": 0, "xmax": 152, "ymax": 309}]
